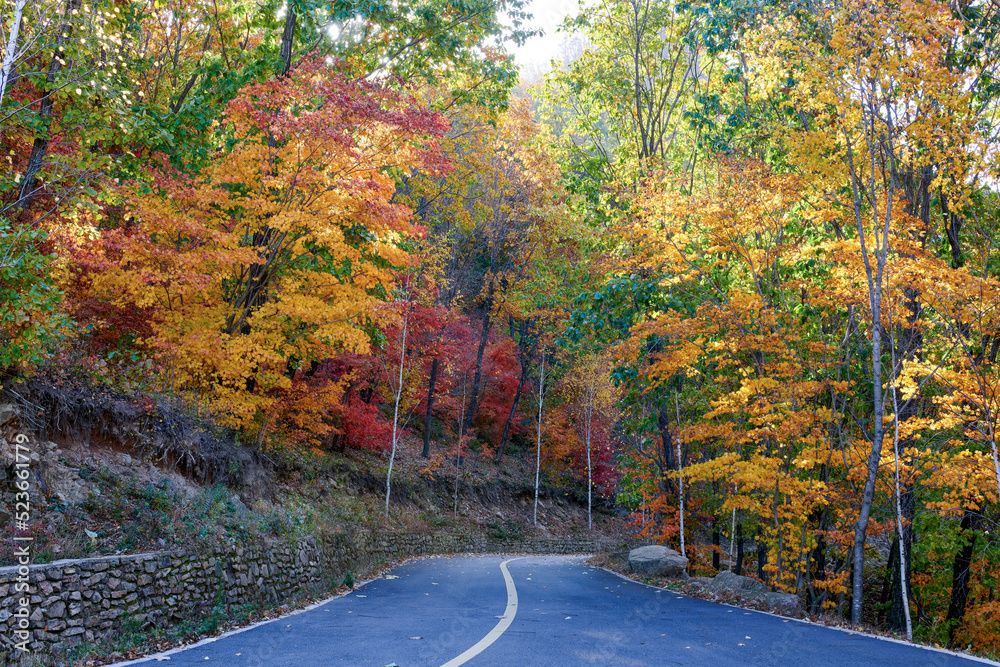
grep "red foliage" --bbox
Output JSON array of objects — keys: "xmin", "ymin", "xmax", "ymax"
[
  {"xmin": 567, "ymin": 413, "xmax": 620, "ymax": 495},
  {"xmin": 342, "ymin": 394, "xmax": 393, "ymax": 452}
]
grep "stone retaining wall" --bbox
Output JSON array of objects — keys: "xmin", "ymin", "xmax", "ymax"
[{"xmin": 0, "ymin": 531, "xmax": 625, "ymax": 662}]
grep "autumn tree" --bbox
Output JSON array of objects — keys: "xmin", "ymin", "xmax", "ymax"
[
  {"xmin": 402, "ymin": 97, "xmax": 569, "ymax": 446},
  {"xmin": 563, "ymin": 353, "xmax": 618, "ymax": 529},
  {"xmin": 101, "ymin": 57, "xmax": 448, "ymax": 428},
  {"xmin": 749, "ymin": 0, "xmax": 986, "ymax": 625}
]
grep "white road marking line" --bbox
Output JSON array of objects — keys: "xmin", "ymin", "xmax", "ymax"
[{"xmin": 440, "ymin": 557, "xmax": 523, "ymax": 667}]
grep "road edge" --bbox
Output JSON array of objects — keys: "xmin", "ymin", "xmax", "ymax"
[
  {"xmin": 105, "ymin": 570, "xmax": 387, "ymax": 666},
  {"xmin": 596, "ymin": 565, "xmax": 1000, "ymax": 667}
]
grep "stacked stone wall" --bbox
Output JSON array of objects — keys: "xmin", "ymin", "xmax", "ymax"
[{"xmin": 0, "ymin": 531, "xmax": 629, "ymax": 661}]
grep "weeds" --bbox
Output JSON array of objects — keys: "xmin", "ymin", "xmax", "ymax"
[{"xmin": 486, "ymin": 519, "xmax": 524, "ymax": 540}]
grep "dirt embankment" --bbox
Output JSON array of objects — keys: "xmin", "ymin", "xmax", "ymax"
[{"xmin": 0, "ymin": 379, "xmax": 629, "ymax": 565}]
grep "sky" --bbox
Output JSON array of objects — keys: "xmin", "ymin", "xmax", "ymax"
[{"xmin": 507, "ymin": 0, "xmax": 582, "ymax": 80}]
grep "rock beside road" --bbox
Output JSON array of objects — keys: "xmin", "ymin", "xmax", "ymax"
[
  {"xmin": 689, "ymin": 570, "xmax": 804, "ymax": 617},
  {"xmin": 628, "ymin": 545, "xmax": 689, "ymax": 577}
]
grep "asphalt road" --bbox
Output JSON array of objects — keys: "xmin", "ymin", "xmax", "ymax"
[{"xmin": 120, "ymin": 555, "xmax": 997, "ymax": 667}]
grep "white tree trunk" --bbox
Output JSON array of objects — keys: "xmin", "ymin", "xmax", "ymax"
[
  {"xmin": 0, "ymin": 0, "xmax": 27, "ymax": 122},
  {"xmin": 533, "ymin": 352, "xmax": 546, "ymax": 526},
  {"xmin": 729, "ymin": 484, "xmax": 737, "ymax": 571},
  {"xmin": 889, "ymin": 329, "xmax": 913, "ymax": 641},
  {"xmin": 844, "ymin": 107, "xmax": 895, "ymax": 626},
  {"xmin": 385, "ymin": 309, "xmax": 409, "ymax": 518},
  {"xmin": 585, "ymin": 432, "xmax": 592, "ymax": 530},
  {"xmin": 991, "ymin": 433, "xmax": 1000, "ymax": 501},
  {"xmin": 675, "ymin": 390, "xmax": 685, "ymax": 558},
  {"xmin": 585, "ymin": 375, "xmax": 594, "ymax": 531}
]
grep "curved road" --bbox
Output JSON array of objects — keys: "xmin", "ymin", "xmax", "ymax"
[{"xmin": 120, "ymin": 555, "xmax": 997, "ymax": 667}]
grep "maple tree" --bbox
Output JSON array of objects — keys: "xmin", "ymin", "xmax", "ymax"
[{"xmin": 100, "ymin": 57, "xmax": 448, "ymax": 428}]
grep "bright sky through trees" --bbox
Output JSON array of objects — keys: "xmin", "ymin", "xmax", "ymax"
[{"xmin": 507, "ymin": 0, "xmax": 579, "ymax": 78}]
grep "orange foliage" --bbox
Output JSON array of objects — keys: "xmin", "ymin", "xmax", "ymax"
[{"xmin": 100, "ymin": 57, "xmax": 448, "ymax": 428}]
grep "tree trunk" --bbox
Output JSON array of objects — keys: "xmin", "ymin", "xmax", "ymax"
[
  {"xmin": 808, "ymin": 532, "xmax": 827, "ymax": 613},
  {"xmin": 942, "ymin": 189, "xmax": 964, "ymax": 269},
  {"xmin": 807, "ymin": 507, "xmax": 828, "ymax": 614},
  {"xmin": 887, "ymin": 486, "xmax": 914, "ymax": 633},
  {"xmin": 496, "ymin": 358, "xmax": 529, "ymax": 463},
  {"xmin": 656, "ymin": 404, "xmax": 676, "ymax": 495},
  {"xmin": 877, "ymin": 536, "xmax": 899, "ymax": 627},
  {"xmin": 675, "ymin": 391, "xmax": 685, "ymax": 558},
  {"xmin": 844, "ymin": 100, "xmax": 895, "ymax": 627},
  {"xmin": 586, "ymin": 421, "xmax": 592, "ymax": 531},
  {"xmin": 533, "ymin": 351, "xmax": 546, "ymax": 526},
  {"xmin": 385, "ymin": 308, "xmax": 409, "ymax": 518},
  {"xmin": 421, "ymin": 357, "xmax": 438, "ymax": 458},
  {"xmin": 0, "ymin": 0, "xmax": 27, "ymax": 120},
  {"xmin": 18, "ymin": 0, "xmax": 82, "ymax": 211},
  {"xmin": 757, "ymin": 528, "xmax": 767, "ymax": 583},
  {"xmin": 279, "ymin": 5, "xmax": 296, "ymax": 76},
  {"xmin": 946, "ymin": 509, "xmax": 979, "ymax": 646},
  {"xmin": 463, "ymin": 292, "xmax": 493, "ymax": 438},
  {"xmin": 712, "ymin": 519, "xmax": 721, "ymax": 571},
  {"xmin": 735, "ymin": 523, "xmax": 744, "ymax": 576}
]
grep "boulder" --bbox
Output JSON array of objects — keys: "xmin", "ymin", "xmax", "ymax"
[
  {"xmin": 0, "ymin": 403, "xmax": 16, "ymax": 426},
  {"xmin": 689, "ymin": 570, "xmax": 804, "ymax": 617},
  {"xmin": 760, "ymin": 591, "xmax": 804, "ymax": 617},
  {"xmin": 628, "ymin": 545, "xmax": 689, "ymax": 577},
  {"xmin": 707, "ymin": 570, "xmax": 767, "ymax": 595}
]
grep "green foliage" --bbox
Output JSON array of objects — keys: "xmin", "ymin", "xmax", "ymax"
[
  {"xmin": 112, "ymin": 614, "xmax": 147, "ymax": 654},
  {"xmin": 79, "ymin": 467, "xmax": 180, "ymax": 551},
  {"xmin": 0, "ymin": 221, "xmax": 62, "ymax": 374},
  {"xmin": 486, "ymin": 519, "xmax": 523, "ymax": 540},
  {"xmin": 328, "ymin": 0, "xmax": 538, "ymax": 110}
]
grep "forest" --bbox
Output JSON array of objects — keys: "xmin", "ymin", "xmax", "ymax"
[{"xmin": 2, "ymin": 0, "xmax": 1000, "ymax": 656}]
